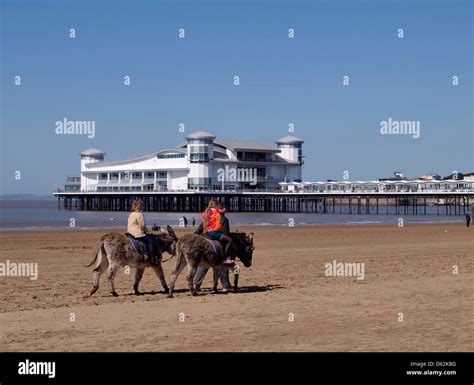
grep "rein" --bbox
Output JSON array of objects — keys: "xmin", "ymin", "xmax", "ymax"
[{"xmin": 161, "ymin": 254, "xmax": 175, "ymax": 263}]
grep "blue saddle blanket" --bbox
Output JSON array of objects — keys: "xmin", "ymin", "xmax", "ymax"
[
  {"xmin": 127, "ymin": 237, "xmax": 147, "ymax": 255},
  {"xmin": 205, "ymin": 238, "xmax": 224, "ymax": 257}
]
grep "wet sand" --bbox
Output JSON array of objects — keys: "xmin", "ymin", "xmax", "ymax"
[{"xmin": 0, "ymin": 224, "xmax": 472, "ymax": 351}]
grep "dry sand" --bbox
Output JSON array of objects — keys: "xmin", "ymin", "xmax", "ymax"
[{"xmin": 0, "ymin": 224, "xmax": 472, "ymax": 352}]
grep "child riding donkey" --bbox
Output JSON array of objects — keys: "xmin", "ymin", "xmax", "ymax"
[{"xmin": 193, "ymin": 200, "xmax": 239, "ymax": 292}]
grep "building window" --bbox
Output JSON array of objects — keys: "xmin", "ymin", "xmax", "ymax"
[
  {"xmin": 298, "ymin": 148, "xmax": 304, "ymax": 164},
  {"xmin": 190, "ymin": 153, "xmax": 209, "ymax": 162},
  {"xmin": 64, "ymin": 184, "xmax": 80, "ymax": 191},
  {"xmin": 157, "ymin": 153, "xmax": 185, "ymax": 159},
  {"xmin": 237, "ymin": 152, "xmax": 267, "ymax": 162},
  {"xmin": 188, "ymin": 177, "xmax": 211, "ymax": 189},
  {"xmin": 189, "ymin": 144, "xmax": 209, "ymax": 163}
]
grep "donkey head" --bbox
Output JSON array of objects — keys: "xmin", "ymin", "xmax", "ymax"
[
  {"xmin": 152, "ymin": 226, "xmax": 178, "ymax": 256},
  {"xmin": 166, "ymin": 225, "xmax": 178, "ymax": 256},
  {"xmin": 231, "ymin": 232, "xmax": 255, "ymax": 268}
]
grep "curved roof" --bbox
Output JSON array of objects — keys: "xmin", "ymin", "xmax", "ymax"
[
  {"xmin": 80, "ymin": 148, "xmax": 106, "ymax": 156},
  {"xmin": 86, "ymin": 147, "xmax": 186, "ymax": 168},
  {"xmin": 156, "ymin": 147, "xmax": 187, "ymax": 155},
  {"xmin": 185, "ymin": 130, "xmax": 216, "ymax": 140},
  {"xmin": 276, "ymin": 135, "xmax": 304, "ymax": 145}
]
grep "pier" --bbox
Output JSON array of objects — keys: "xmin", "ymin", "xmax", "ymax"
[{"xmin": 54, "ymin": 191, "xmax": 473, "ymax": 215}]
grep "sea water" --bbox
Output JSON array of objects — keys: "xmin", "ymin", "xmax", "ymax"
[{"xmin": 0, "ymin": 200, "xmax": 464, "ymax": 231}]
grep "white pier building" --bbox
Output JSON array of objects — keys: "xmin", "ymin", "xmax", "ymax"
[{"xmin": 77, "ymin": 131, "xmax": 304, "ymax": 192}]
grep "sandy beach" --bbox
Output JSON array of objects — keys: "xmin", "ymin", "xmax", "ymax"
[{"xmin": 0, "ymin": 224, "xmax": 472, "ymax": 352}]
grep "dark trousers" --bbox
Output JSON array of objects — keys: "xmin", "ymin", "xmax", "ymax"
[
  {"xmin": 193, "ymin": 266, "xmax": 230, "ymax": 289},
  {"xmin": 136, "ymin": 235, "xmax": 156, "ymax": 255}
]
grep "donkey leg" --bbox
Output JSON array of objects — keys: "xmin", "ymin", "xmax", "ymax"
[
  {"xmin": 186, "ymin": 264, "xmax": 198, "ymax": 296},
  {"xmin": 107, "ymin": 264, "xmax": 119, "ymax": 297},
  {"xmin": 233, "ymin": 273, "xmax": 240, "ymax": 292},
  {"xmin": 89, "ymin": 247, "xmax": 108, "ymax": 296},
  {"xmin": 152, "ymin": 263, "xmax": 169, "ymax": 294},
  {"xmin": 90, "ymin": 268, "xmax": 103, "ymax": 297},
  {"xmin": 134, "ymin": 266, "xmax": 145, "ymax": 295}
]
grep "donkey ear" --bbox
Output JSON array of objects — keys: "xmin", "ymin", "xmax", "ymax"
[
  {"xmin": 167, "ymin": 225, "xmax": 178, "ymax": 240},
  {"xmin": 247, "ymin": 232, "xmax": 254, "ymax": 243}
]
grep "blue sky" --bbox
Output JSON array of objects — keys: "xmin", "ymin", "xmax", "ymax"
[{"xmin": 1, "ymin": 0, "xmax": 472, "ymax": 194}]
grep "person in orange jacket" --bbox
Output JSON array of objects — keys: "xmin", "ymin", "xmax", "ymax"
[{"xmin": 202, "ymin": 198, "xmax": 233, "ymax": 263}]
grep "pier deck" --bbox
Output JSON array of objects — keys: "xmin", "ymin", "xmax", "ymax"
[{"xmin": 54, "ymin": 191, "xmax": 473, "ymax": 215}]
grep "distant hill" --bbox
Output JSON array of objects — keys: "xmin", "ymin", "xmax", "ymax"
[{"xmin": 0, "ymin": 194, "xmax": 55, "ymax": 201}]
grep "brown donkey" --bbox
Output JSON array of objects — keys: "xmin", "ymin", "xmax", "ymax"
[
  {"xmin": 167, "ymin": 232, "xmax": 254, "ymax": 298},
  {"xmin": 85, "ymin": 226, "xmax": 178, "ymax": 297}
]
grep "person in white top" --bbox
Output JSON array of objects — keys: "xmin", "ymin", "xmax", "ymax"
[{"xmin": 127, "ymin": 200, "xmax": 156, "ymax": 259}]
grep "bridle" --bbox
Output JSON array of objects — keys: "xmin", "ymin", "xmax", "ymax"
[{"xmin": 154, "ymin": 234, "xmax": 177, "ymax": 263}]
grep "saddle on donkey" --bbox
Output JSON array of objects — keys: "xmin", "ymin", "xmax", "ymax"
[
  {"xmin": 202, "ymin": 235, "xmax": 225, "ymax": 258},
  {"xmin": 194, "ymin": 224, "xmax": 231, "ymax": 262},
  {"xmin": 125, "ymin": 233, "xmax": 160, "ymax": 263}
]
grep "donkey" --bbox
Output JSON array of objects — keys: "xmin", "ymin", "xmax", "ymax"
[
  {"xmin": 167, "ymin": 232, "xmax": 254, "ymax": 298},
  {"xmin": 85, "ymin": 226, "xmax": 178, "ymax": 297}
]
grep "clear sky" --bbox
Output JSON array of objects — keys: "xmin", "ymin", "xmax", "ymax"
[{"xmin": 1, "ymin": 0, "xmax": 472, "ymax": 195}]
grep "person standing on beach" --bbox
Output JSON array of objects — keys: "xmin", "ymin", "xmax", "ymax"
[
  {"xmin": 192, "ymin": 217, "xmax": 196, "ymax": 227},
  {"xmin": 182, "ymin": 216, "xmax": 188, "ymax": 228},
  {"xmin": 466, "ymin": 213, "xmax": 471, "ymax": 228},
  {"xmin": 127, "ymin": 200, "xmax": 157, "ymax": 260},
  {"xmin": 215, "ymin": 202, "xmax": 232, "ymax": 290}
]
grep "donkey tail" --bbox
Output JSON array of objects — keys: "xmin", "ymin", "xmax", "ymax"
[
  {"xmin": 84, "ymin": 244, "xmax": 104, "ymax": 267},
  {"xmin": 171, "ymin": 241, "xmax": 187, "ymax": 274}
]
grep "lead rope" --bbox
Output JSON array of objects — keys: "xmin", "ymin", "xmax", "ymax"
[{"xmin": 161, "ymin": 254, "xmax": 175, "ymax": 263}]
